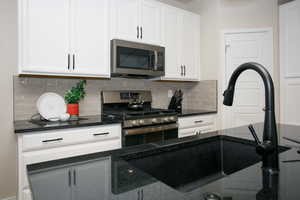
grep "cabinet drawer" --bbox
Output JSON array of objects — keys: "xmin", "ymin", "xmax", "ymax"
[
  {"xmin": 178, "ymin": 127, "xmax": 197, "ymax": 138},
  {"xmin": 22, "ymin": 124, "xmax": 121, "ymax": 151},
  {"xmin": 198, "ymin": 125, "xmax": 216, "ymax": 134},
  {"xmin": 178, "ymin": 114, "xmax": 215, "ymax": 129}
]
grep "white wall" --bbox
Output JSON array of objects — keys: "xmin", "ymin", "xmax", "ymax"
[{"xmin": 0, "ymin": 0, "xmax": 18, "ymax": 198}]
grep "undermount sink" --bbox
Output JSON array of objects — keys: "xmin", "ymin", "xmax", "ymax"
[{"xmin": 123, "ymin": 136, "xmax": 289, "ymax": 193}]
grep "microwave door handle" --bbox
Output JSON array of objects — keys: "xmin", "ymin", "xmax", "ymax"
[{"xmin": 154, "ymin": 51, "xmax": 158, "ymax": 71}]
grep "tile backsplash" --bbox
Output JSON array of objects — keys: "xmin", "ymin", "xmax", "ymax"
[{"xmin": 13, "ymin": 76, "xmax": 217, "ymax": 120}]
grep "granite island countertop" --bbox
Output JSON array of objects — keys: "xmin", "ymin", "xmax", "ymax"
[{"xmin": 27, "ymin": 124, "xmax": 300, "ymax": 200}]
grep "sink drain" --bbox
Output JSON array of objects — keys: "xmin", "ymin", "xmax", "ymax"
[{"xmin": 203, "ymin": 192, "xmax": 221, "ymax": 200}]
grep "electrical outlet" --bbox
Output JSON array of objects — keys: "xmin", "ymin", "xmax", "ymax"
[{"xmin": 168, "ymin": 90, "xmax": 173, "ymax": 98}]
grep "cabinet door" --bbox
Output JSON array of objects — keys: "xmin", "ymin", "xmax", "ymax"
[
  {"xmin": 20, "ymin": 0, "xmax": 70, "ymax": 75},
  {"xmin": 72, "ymin": 0, "xmax": 110, "ymax": 77},
  {"xmin": 179, "ymin": 11, "xmax": 200, "ymax": 81},
  {"xmin": 73, "ymin": 157, "xmax": 111, "ymax": 200},
  {"xmin": 29, "ymin": 167, "xmax": 72, "ymax": 200},
  {"xmin": 111, "ymin": 0, "xmax": 140, "ymax": 42},
  {"xmin": 161, "ymin": 6, "xmax": 182, "ymax": 80},
  {"xmin": 140, "ymin": 0, "xmax": 163, "ymax": 45}
]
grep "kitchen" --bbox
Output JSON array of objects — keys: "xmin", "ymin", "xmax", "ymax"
[{"xmin": 1, "ymin": 0, "xmax": 300, "ymax": 200}]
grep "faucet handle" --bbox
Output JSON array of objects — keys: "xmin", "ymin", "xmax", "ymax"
[{"xmin": 248, "ymin": 124, "xmax": 261, "ymax": 145}]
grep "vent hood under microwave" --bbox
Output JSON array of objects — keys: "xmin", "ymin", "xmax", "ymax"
[{"xmin": 111, "ymin": 39, "xmax": 165, "ymax": 78}]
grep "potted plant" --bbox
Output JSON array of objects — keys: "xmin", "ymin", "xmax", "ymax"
[{"xmin": 64, "ymin": 80, "xmax": 87, "ymax": 117}]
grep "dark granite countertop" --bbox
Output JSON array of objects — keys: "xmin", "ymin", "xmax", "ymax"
[
  {"xmin": 14, "ymin": 110, "xmax": 217, "ymax": 134},
  {"xmin": 14, "ymin": 115, "xmax": 122, "ymax": 134},
  {"xmin": 27, "ymin": 124, "xmax": 300, "ymax": 200},
  {"xmin": 177, "ymin": 109, "xmax": 217, "ymax": 117}
]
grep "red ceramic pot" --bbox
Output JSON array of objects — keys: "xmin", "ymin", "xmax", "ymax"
[{"xmin": 67, "ymin": 104, "xmax": 79, "ymax": 115}]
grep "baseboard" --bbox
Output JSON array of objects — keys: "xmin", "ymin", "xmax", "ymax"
[{"xmin": 1, "ymin": 196, "xmax": 16, "ymax": 200}]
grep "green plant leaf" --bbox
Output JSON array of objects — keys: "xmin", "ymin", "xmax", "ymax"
[{"xmin": 64, "ymin": 80, "xmax": 87, "ymax": 104}]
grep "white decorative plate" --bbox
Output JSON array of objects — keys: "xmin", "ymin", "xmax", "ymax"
[{"xmin": 37, "ymin": 93, "xmax": 66, "ymax": 121}]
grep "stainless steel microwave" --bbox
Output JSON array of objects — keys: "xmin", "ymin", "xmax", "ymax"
[{"xmin": 111, "ymin": 39, "xmax": 165, "ymax": 78}]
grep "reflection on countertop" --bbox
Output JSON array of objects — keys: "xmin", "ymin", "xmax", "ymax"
[{"xmin": 27, "ymin": 124, "xmax": 300, "ymax": 200}]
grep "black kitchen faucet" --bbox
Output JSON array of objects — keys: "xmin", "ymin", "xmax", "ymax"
[{"xmin": 223, "ymin": 62, "xmax": 279, "ymax": 173}]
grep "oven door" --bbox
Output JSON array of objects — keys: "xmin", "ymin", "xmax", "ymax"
[
  {"xmin": 123, "ymin": 123, "xmax": 178, "ymax": 147},
  {"xmin": 111, "ymin": 39, "xmax": 165, "ymax": 77}
]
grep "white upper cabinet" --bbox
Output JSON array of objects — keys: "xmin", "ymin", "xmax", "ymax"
[
  {"xmin": 162, "ymin": 5, "xmax": 181, "ymax": 79},
  {"xmin": 140, "ymin": 0, "xmax": 163, "ymax": 45},
  {"xmin": 111, "ymin": 0, "xmax": 163, "ymax": 45},
  {"xmin": 19, "ymin": 0, "xmax": 110, "ymax": 78},
  {"xmin": 179, "ymin": 11, "xmax": 200, "ymax": 81},
  {"xmin": 72, "ymin": 0, "xmax": 110, "ymax": 77},
  {"xmin": 162, "ymin": 6, "xmax": 201, "ymax": 81},
  {"xmin": 19, "ymin": 0, "xmax": 70, "ymax": 75},
  {"xmin": 110, "ymin": 0, "xmax": 140, "ymax": 42}
]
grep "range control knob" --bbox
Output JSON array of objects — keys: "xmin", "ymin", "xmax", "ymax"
[
  {"xmin": 163, "ymin": 117, "xmax": 170, "ymax": 122},
  {"xmin": 131, "ymin": 120, "xmax": 138, "ymax": 126},
  {"xmin": 169, "ymin": 116, "xmax": 176, "ymax": 121},
  {"xmin": 152, "ymin": 118, "xmax": 158, "ymax": 123}
]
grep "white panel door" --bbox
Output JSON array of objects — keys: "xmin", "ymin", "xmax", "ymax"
[
  {"xmin": 280, "ymin": 0, "xmax": 300, "ymax": 125},
  {"xmin": 180, "ymin": 11, "xmax": 200, "ymax": 81},
  {"xmin": 111, "ymin": 0, "xmax": 140, "ymax": 42},
  {"xmin": 223, "ymin": 30, "xmax": 273, "ymax": 131},
  {"xmin": 72, "ymin": 0, "xmax": 110, "ymax": 77},
  {"xmin": 161, "ymin": 6, "xmax": 182, "ymax": 80},
  {"xmin": 140, "ymin": 0, "xmax": 163, "ymax": 45},
  {"xmin": 20, "ymin": 0, "xmax": 70, "ymax": 75}
]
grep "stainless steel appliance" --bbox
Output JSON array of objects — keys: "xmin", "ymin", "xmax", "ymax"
[
  {"xmin": 102, "ymin": 91, "xmax": 178, "ymax": 147},
  {"xmin": 111, "ymin": 39, "xmax": 165, "ymax": 78}
]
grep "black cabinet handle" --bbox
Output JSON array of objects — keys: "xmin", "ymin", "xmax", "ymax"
[
  {"xmin": 93, "ymin": 132, "xmax": 109, "ymax": 136},
  {"xmin": 194, "ymin": 120, "xmax": 203, "ymax": 124},
  {"xmin": 67, "ymin": 54, "xmax": 70, "ymax": 70},
  {"xmin": 42, "ymin": 138, "xmax": 63, "ymax": 143},
  {"xmin": 140, "ymin": 27, "xmax": 143, "ymax": 39},
  {"xmin": 73, "ymin": 54, "xmax": 75, "ymax": 70},
  {"xmin": 73, "ymin": 170, "xmax": 76, "ymax": 185},
  {"xmin": 181, "ymin": 65, "xmax": 183, "ymax": 76},
  {"xmin": 184, "ymin": 65, "xmax": 186, "ymax": 76},
  {"xmin": 68, "ymin": 170, "xmax": 71, "ymax": 187},
  {"xmin": 137, "ymin": 26, "xmax": 139, "ymax": 39}
]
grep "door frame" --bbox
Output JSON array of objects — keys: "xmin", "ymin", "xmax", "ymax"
[{"xmin": 219, "ymin": 28, "xmax": 274, "ymax": 130}]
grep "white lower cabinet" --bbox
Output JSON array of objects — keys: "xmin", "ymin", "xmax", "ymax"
[
  {"xmin": 17, "ymin": 124, "xmax": 121, "ymax": 200},
  {"xmin": 178, "ymin": 114, "xmax": 217, "ymax": 138}
]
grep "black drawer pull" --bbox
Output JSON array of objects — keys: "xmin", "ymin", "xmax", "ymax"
[
  {"xmin": 42, "ymin": 138, "xmax": 63, "ymax": 143},
  {"xmin": 93, "ymin": 132, "xmax": 109, "ymax": 136},
  {"xmin": 194, "ymin": 120, "xmax": 204, "ymax": 124}
]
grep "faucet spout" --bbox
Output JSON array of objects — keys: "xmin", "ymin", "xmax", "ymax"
[{"xmin": 223, "ymin": 62, "xmax": 279, "ymax": 172}]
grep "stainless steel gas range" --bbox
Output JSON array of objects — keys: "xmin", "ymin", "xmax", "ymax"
[{"xmin": 101, "ymin": 90, "xmax": 178, "ymax": 147}]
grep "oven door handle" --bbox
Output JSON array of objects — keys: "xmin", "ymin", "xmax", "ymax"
[{"xmin": 124, "ymin": 124, "xmax": 178, "ymax": 136}]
